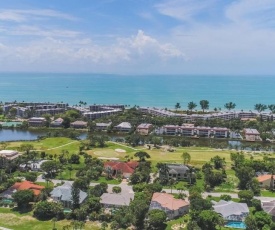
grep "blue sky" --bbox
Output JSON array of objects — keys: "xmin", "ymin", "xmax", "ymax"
[{"xmin": 0, "ymin": 0, "xmax": 275, "ymax": 74}]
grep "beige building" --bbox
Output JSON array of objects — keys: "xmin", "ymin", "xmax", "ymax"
[
  {"xmin": 257, "ymin": 175, "xmax": 275, "ymax": 188},
  {"xmin": 136, "ymin": 123, "xmax": 153, "ymax": 135},
  {"xmin": 243, "ymin": 128, "xmax": 261, "ymax": 141}
]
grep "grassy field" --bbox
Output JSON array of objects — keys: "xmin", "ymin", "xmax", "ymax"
[{"xmin": 0, "ymin": 208, "xmax": 101, "ymax": 230}]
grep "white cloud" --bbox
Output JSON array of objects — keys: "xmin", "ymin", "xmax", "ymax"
[
  {"xmin": 0, "ymin": 30, "xmax": 185, "ymax": 72},
  {"xmin": 155, "ymin": 0, "xmax": 217, "ymax": 21},
  {"xmin": 0, "ymin": 9, "xmax": 77, "ymax": 22},
  {"xmin": 226, "ymin": 0, "xmax": 275, "ymax": 27}
]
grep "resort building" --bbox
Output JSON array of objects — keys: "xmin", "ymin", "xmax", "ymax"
[
  {"xmin": 243, "ymin": 128, "xmax": 261, "ymax": 141},
  {"xmin": 83, "ymin": 109, "xmax": 121, "ymax": 120},
  {"xmin": 104, "ymin": 161, "xmax": 139, "ymax": 178},
  {"xmin": 149, "ymin": 193, "xmax": 189, "ymax": 220},
  {"xmin": 136, "ymin": 123, "xmax": 153, "ymax": 135},
  {"xmin": 0, "ymin": 150, "xmax": 20, "ymax": 168},
  {"xmin": 100, "ymin": 193, "xmax": 134, "ymax": 208},
  {"xmin": 70, "ymin": 120, "xmax": 88, "ymax": 129},
  {"xmin": 35, "ymin": 108, "xmax": 65, "ymax": 116},
  {"xmin": 89, "ymin": 104, "xmax": 125, "ymax": 111},
  {"xmin": 50, "ymin": 182, "xmax": 87, "ymax": 208},
  {"xmin": 161, "ymin": 125, "xmax": 229, "ymax": 138},
  {"xmin": 0, "ymin": 181, "xmax": 45, "ymax": 199},
  {"xmin": 28, "ymin": 117, "xmax": 47, "ymax": 127},
  {"xmin": 95, "ymin": 122, "xmax": 112, "ymax": 131},
  {"xmin": 50, "ymin": 118, "xmax": 64, "ymax": 127},
  {"xmin": 139, "ymin": 107, "xmax": 182, "ymax": 118},
  {"xmin": 114, "ymin": 122, "xmax": 132, "ymax": 132},
  {"xmin": 212, "ymin": 200, "xmax": 249, "ymax": 222},
  {"xmin": 159, "ymin": 164, "xmax": 190, "ymax": 181}
]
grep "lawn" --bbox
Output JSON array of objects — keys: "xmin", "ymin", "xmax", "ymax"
[{"xmin": 0, "ymin": 208, "xmax": 101, "ymax": 230}]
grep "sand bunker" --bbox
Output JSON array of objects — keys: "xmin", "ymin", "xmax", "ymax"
[{"xmin": 115, "ymin": 148, "xmax": 126, "ymax": 153}]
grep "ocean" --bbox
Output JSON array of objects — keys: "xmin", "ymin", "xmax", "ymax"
[{"xmin": 0, "ymin": 73, "xmax": 274, "ymax": 110}]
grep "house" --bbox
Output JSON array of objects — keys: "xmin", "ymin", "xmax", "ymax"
[
  {"xmin": 0, "ymin": 181, "xmax": 44, "ymax": 199},
  {"xmin": 100, "ymin": 193, "xmax": 134, "ymax": 208},
  {"xmin": 261, "ymin": 200, "xmax": 275, "ymax": 219},
  {"xmin": 104, "ymin": 161, "xmax": 139, "ymax": 178},
  {"xmin": 96, "ymin": 122, "xmax": 112, "ymax": 131},
  {"xmin": 50, "ymin": 182, "xmax": 87, "ymax": 208},
  {"xmin": 70, "ymin": 121, "xmax": 88, "ymax": 129},
  {"xmin": 28, "ymin": 117, "xmax": 46, "ymax": 127},
  {"xmin": 50, "ymin": 118, "xmax": 64, "ymax": 127},
  {"xmin": 136, "ymin": 123, "xmax": 153, "ymax": 135},
  {"xmin": 212, "ymin": 200, "xmax": 249, "ymax": 222},
  {"xmin": 243, "ymin": 128, "xmax": 261, "ymax": 141},
  {"xmin": 0, "ymin": 150, "xmax": 20, "ymax": 168},
  {"xmin": 19, "ymin": 160, "xmax": 49, "ymax": 172},
  {"xmin": 149, "ymin": 193, "xmax": 189, "ymax": 220},
  {"xmin": 159, "ymin": 164, "xmax": 190, "ymax": 181},
  {"xmin": 257, "ymin": 174, "xmax": 275, "ymax": 188},
  {"xmin": 114, "ymin": 122, "xmax": 132, "ymax": 132}
]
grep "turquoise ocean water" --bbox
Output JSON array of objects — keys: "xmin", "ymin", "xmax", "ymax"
[{"xmin": 0, "ymin": 73, "xmax": 274, "ymax": 110}]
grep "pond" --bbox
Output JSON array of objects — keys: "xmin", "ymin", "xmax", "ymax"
[{"xmin": 0, "ymin": 129, "xmax": 46, "ymax": 142}]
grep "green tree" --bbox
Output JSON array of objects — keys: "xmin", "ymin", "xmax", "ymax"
[
  {"xmin": 112, "ymin": 186, "xmax": 122, "ymax": 194},
  {"xmin": 134, "ymin": 151, "xmax": 150, "ymax": 161},
  {"xmin": 199, "ymin": 100, "xmax": 209, "ymax": 113},
  {"xmin": 40, "ymin": 161, "xmax": 60, "ymax": 178},
  {"xmin": 235, "ymin": 166, "xmax": 255, "ymax": 190},
  {"xmin": 72, "ymin": 182, "xmax": 80, "ymax": 210},
  {"xmin": 268, "ymin": 104, "xmax": 275, "ymax": 113},
  {"xmin": 254, "ymin": 211, "xmax": 272, "ymax": 229},
  {"xmin": 182, "ymin": 152, "xmax": 191, "ymax": 165},
  {"xmin": 210, "ymin": 155, "xmax": 225, "ymax": 169},
  {"xmin": 33, "ymin": 201, "xmax": 64, "ymax": 220},
  {"xmin": 197, "ymin": 210, "xmax": 224, "ymax": 230},
  {"xmin": 12, "ymin": 189, "xmax": 34, "ymax": 209},
  {"xmin": 175, "ymin": 102, "xmax": 181, "ymax": 111},
  {"xmin": 224, "ymin": 102, "xmax": 236, "ymax": 111},
  {"xmin": 145, "ymin": 209, "xmax": 167, "ymax": 230},
  {"xmin": 254, "ymin": 103, "xmax": 267, "ymax": 113},
  {"xmin": 245, "ymin": 214, "xmax": 258, "ymax": 230},
  {"xmin": 19, "ymin": 143, "xmax": 34, "ymax": 155},
  {"xmin": 238, "ymin": 190, "xmax": 254, "ymax": 204},
  {"xmin": 188, "ymin": 101, "xmax": 197, "ymax": 113}
]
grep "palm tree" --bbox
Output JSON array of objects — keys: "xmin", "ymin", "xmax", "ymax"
[
  {"xmin": 175, "ymin": 102, "xmax": 181, "ymax": 111},
  {"xmin": 168, "ymin": 178, "xmax": 176, "ymax": 193},
  {"xmin": 199, "ymin": 100, "xmax": 209, "ymax": 113},
  {"xmin": 254, "ymin": 103, "xmax": 267, "ymax": 113},
  {"xmin": 268, "ymin": 104, "xmax": 275, "ymax": 113},
  {"xmin": 188, "ymin": 101, "xmax": 197, "ymax": 114},
  {"xmin": 224, "ymin": 102, "xmax": 236, "ymax": 111}
]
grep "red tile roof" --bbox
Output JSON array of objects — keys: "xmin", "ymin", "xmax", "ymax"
[
  {"xmin": 151, "ymin": 193, "xmax": 189, "ymax": 210},
  {"xmin": 257, "ymin": 175, "xmax": 275, "ymax": 183},
  {"xmin": 11, "ymin": 181, "xmax": 45, "ymax": 196},
  {"xmin": 104, "ymin": 161, "xmax": 139, "ymax": 174}
]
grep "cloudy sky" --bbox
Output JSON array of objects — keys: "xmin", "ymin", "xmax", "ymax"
[{"xmin": 0, "ymin": 0, "xmax": 275, "ymax": 74}]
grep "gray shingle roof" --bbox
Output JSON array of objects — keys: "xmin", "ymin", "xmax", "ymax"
[
  {"xmin": 100, "ymin": 193, "xmax": 134, "ymax": 206},
  {"xmin": 50, "ymin": 182, "xmax": 87, "ymax": 204},
  {"xmin": 213, "ymin": 200, "xmax": 249, "ymax": 218}
]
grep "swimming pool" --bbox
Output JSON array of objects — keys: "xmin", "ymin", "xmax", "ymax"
[{"xmin": 225, "ymin": 221, "xmax": 246, "ymax": 229}]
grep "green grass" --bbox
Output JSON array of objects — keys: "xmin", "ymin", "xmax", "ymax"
[
  {"xmin": 261, "ymin": 190, "xmax": 275, "ymax": 197},
  {"xmin": 0, "ymin": 207, "xmax": 101, "ymax": 230},
  {"xmin": 91, "ymin": 176, "xmax": 120, "ymax": 185},
  {"xmin": 166, "ymin": 216, "xmax": 187, "ymax": 230}
]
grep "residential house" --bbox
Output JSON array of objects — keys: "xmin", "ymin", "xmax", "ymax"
[
  {"xmin": 114, "ymin": 122, "xmax": 132, "ymax": 132},
  {"xmin": 0, "ymin": 181, "xmax": 44, "ymax": 199},
  {"xmin": 136, "ymin": 123, "xmax": 153, "ymax": 135},
  {"xmin": 70, "ymin": 121, "xmax": 88, "ymax": 129},
  {"xmin": 243, "ymin": 128, "xmax": 261, "ymax": 141},
  {"xmin": 50, "ymin": 182, "xmax": 87, "ymax": 208},
  {"xmin": 19, "ymin": 160, "xmax": 49, "ymax": 172},
  {"xmin": 159, "ymin": 164, "xmax": 190, "ymax": 181},
  {"xmin": 149, "ymin": 193, "xmax": 189, "ymax": 220},
  {"xmin": 104, "ymin": 161, "xmax": 139, "ymax": 178},
  {"xmin": 212, "ymin": 200, "xmax": 249, "ymax": 222},
  {"xmin": 95, "ymin": 122, "xmax": 112, "ymax": 131},
  {"xmin": 100, "ymin": 193, "xmax": 134, "ymax": 208},
  {"xmin": 28, "ymin": 117, "xmax": 47, "ymax": 127},
  {"xmin": 262, "ymin": 200, "xmax": 275, "ymax": 219},
  {"xmin": 50, "ymin": 118, "xmax": 64, "ymax": 127},
  {"xmin": 257, "ymin": 174, "xmax": 275, "ymax": 188}
]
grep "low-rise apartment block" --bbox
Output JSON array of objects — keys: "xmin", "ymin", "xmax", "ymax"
[
  {"xmin": 243, "ymin": 128, "xmax": 261, "ymax": 141},
  {"xmin": 28, "ymin": 117, "xmax": 47, "ymax": 127},
  {"xmin": 136, "ymin": 123, "xmax": 153, "ymax": 135},
  {"xmin": 114, "ymin": 122, "xmax": 132, "ymax": 132}
]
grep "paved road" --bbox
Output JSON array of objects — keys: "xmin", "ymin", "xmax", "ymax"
[{"xmin": 37, "ymin": 175, "xmax": 275, "ymax": 201}]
